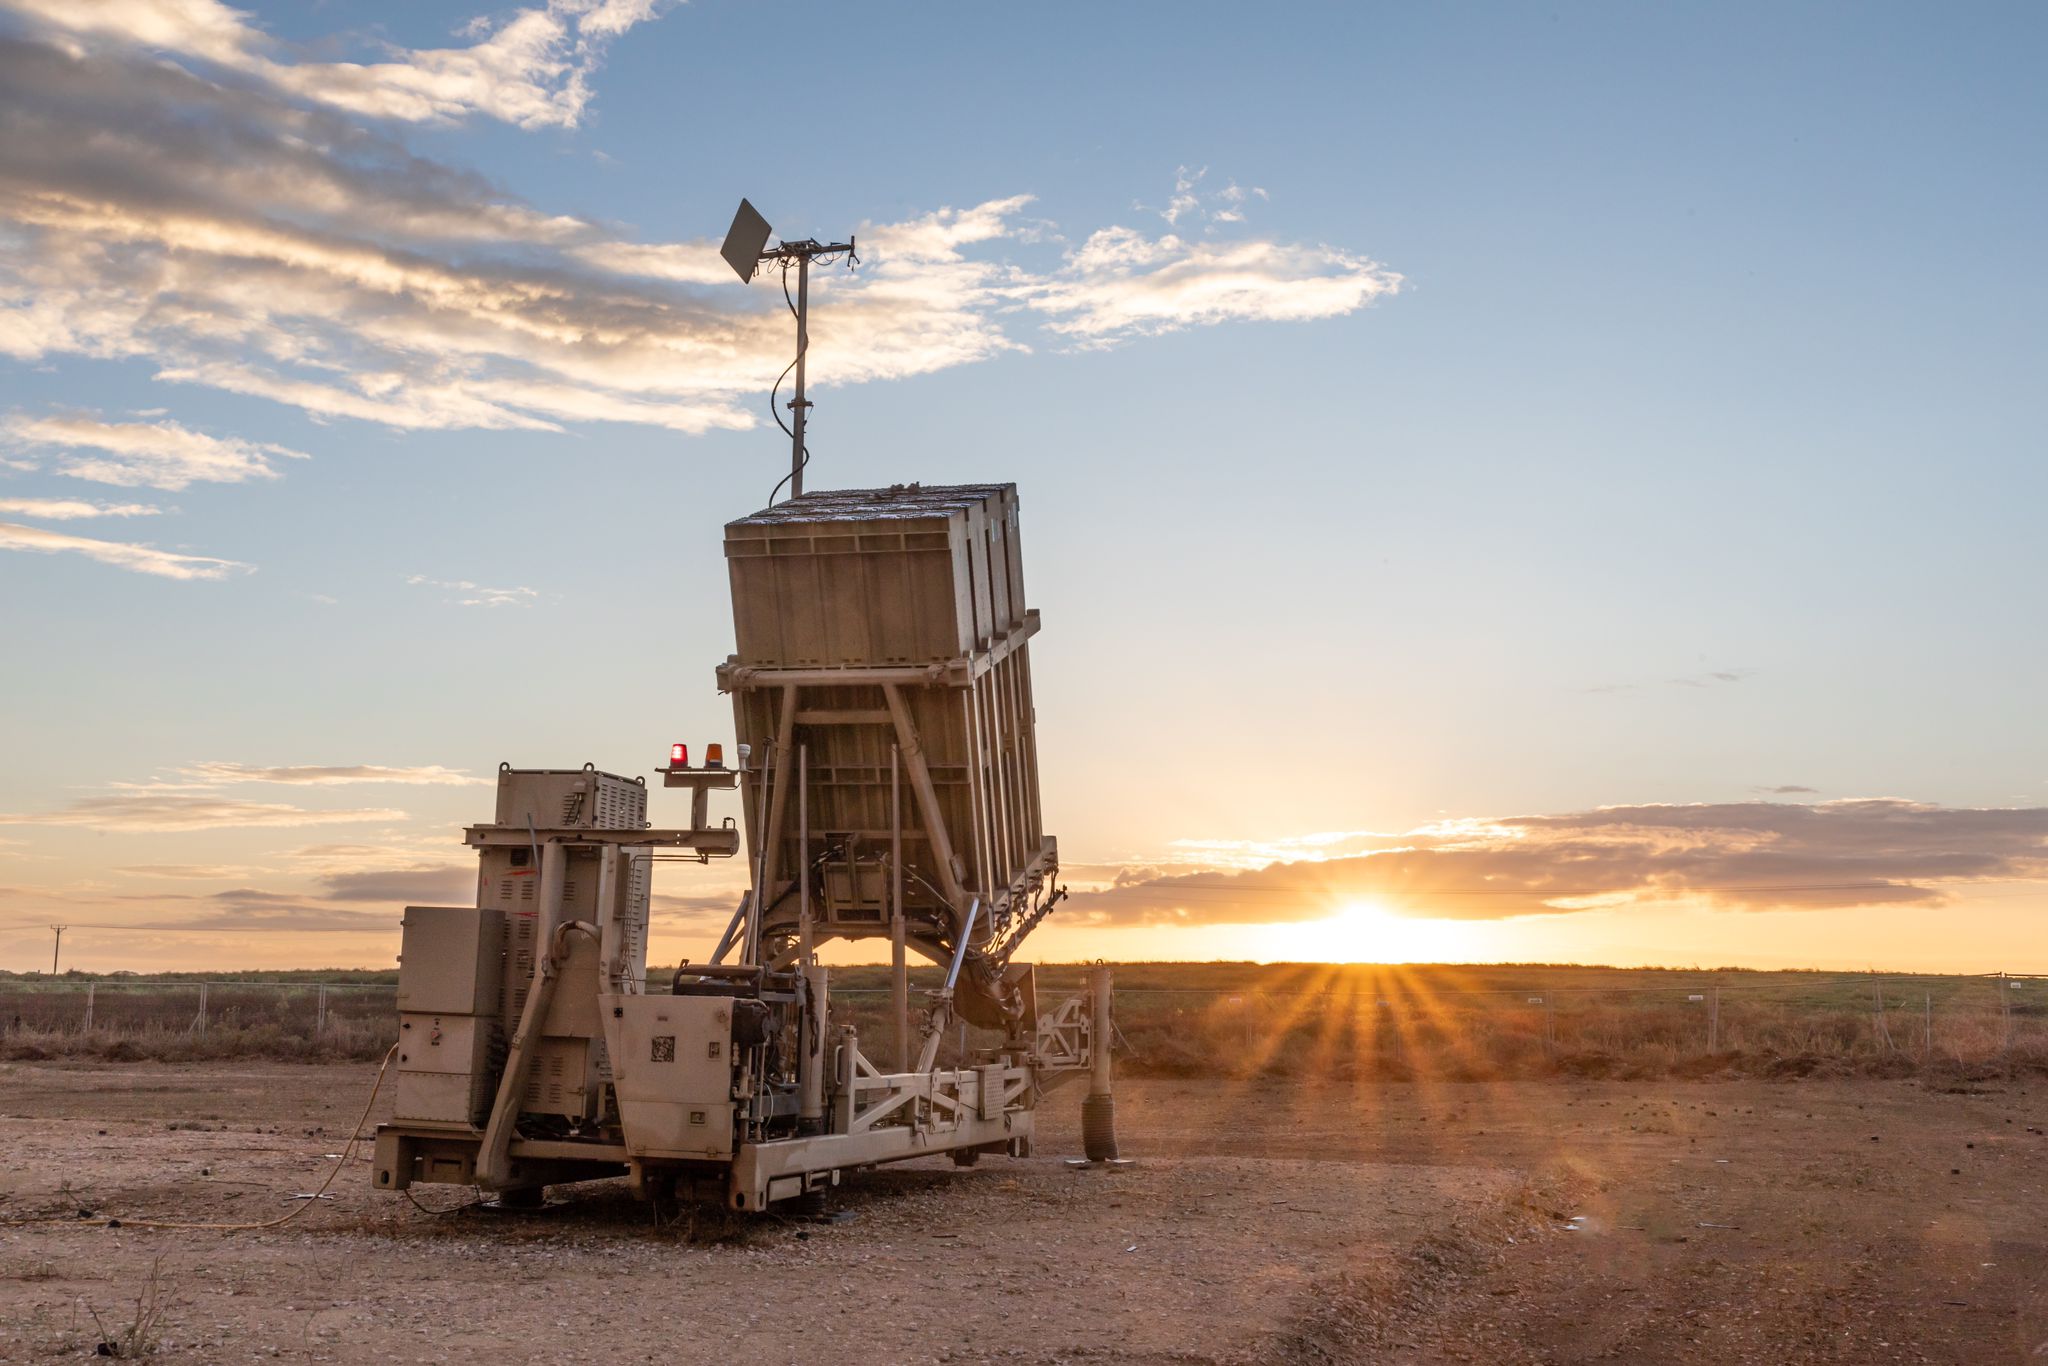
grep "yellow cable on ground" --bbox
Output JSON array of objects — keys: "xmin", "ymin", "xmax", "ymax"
[{"xmin": 0, "ymin": 1043, "xmax": 399, "ymax": 1232}]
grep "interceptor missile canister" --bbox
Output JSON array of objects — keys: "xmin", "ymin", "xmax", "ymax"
[{"xmin": 718, "ymin": 483, "xmax": 1054, "ymax": 956}]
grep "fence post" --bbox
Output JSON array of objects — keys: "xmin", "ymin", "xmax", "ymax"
[
  {"xmin": 1544, "ymin": 992, "xmax": 1555, "ymax": 1057},
  {"xmin": 83, "ymin": 983, "xmax": 94, "ymax": 1036},
  {"xmin": 1708, "ymin": 988, "xmax": 1720, "ymax": 1053},
  {"xmin": 1923, "ymin": 991, "xmax": 1932, "ymax": 1061},
  {"xmin": 194, "ymin": 982, "xmax": 208, "ymax": 1034},
  {"xmin": 2002, "ymin": 973, "xmax": 2013, "ymax": 1057},
  {"xmin": 316, "ymin": 984, "xmax": 328, "ymax": 1035}
]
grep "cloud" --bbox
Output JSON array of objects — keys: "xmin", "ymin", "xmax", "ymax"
[
  {"xmin": 0, "ymin": 28, "xmax": 1397, "ymax": 440},
  {"xmin": 405, "ymin": 575, "xmax": 540, "ymax": 608},
  {"xmin": 1755, "ymin": 784, "xmax": 1818, "ymax": 796},
  {"xmin": 0, "ymin": 520, "xmax": 250, "ymax": 580},
  {"xmin": 0, "ymin": 414, "xmax": 307, "ymax": 490},
  {"xmin": 1155, "ymin": 165, "xmax": 1269, "ymax": 227},
  {"xmin": 115, "ymin": 863, "xmax": 273, "ymax": 880},
  {"xmin": 0, "ymin": 795, "xmax": 406, "ymax": 831},
  {"xmin": 1067, "ymin": 799, "xmax": 2048, "ymax": 927},
  {"xmin": 178, "ymin": 762, "xmax": 488, "ymax": 787},
  {"xmin": 318, "ymin": 863, "xmax": 474, "ymax": 903},
  {"xmin": 651, "ymin": 889, "xmax": 744, "ymax": 933},
  {"xmin": 125, "ymin": 888, "xmax": 396, "ymax": 932},
  {"xmin": 0, "ymin": 0, "xmax": 672, "ymax": 131},
  {"xmin": 0, "ymin": 495, "xmax": 160, "ymax": 519},
  {"xmin": 287, "ymin": 840, "xmax": 452, "ymax": 866},
  {"xmin": 0, "ymin": 883, "xmax": 412, "ymax": 932},
  {"xmin": 1585, "ymin": 668, "xmax": 1755, "ymax": 695},
  {"xmin": 1156, "ymin": 829, "xmax": 1408, "ymax": 872},
  {"xmin": 1022, "ymin": 230, "xmax": 1398, "ymax": 345}
]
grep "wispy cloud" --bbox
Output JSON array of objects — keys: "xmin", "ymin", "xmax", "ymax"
[
  {"xmin": 1022, "ymin": 229, "xmax": 1397, "ymax": 345},
  {"xmin": 651, "ymin": 889, "xmax": 746, "ymax": 932},
  {"xmin": 1754, "ymin": 784, "xmax": 1818, "ymax": 796},
  {"xmin": 115, "ymin": 863, "xmax": 273, "ymax": 880},
  {"xmin": 0, "ymin": 882, "xmax": 434, "ymax": 933},
  {"xmin": 0, "ymin": 414, "xmax": 307, "ymax": 490},
  {"xmin": 1584, "ymin": 668, "xmax": 1755, "ymax": 695},
  {"xmin": 405, "ymin": 575, "xmax": 540, "ymax": 608},
  {"xmin": 1155, "ymin": 165, "xmax": 1268, "ymax": 227},
  {"xmin": 1, "ymin": 0, "xmax": 671, "ymax": 131},
  {"xmin": 117, "ymin": 888, "xmax": 397, "ymax": 933},
  {"xmin": 0, "ymin": 21, "xmax": 1397, "ymax": 440},
  {"xmin": 0, "ymin": 521, "xmax": 250, "ymax": 580},
  {"xmin": 0, "ymin": 496, "xmax": 160, "ymax": 519},
  {"xmin": 0, "ymin": 795, "xmax": 406, "ymax": 832},
  {"xmin": 317, "ymin": 863, "xmax": 474, "ymax": 903},
  {"xmin": 1068, "ymin": 799, "xmax": 2048, "ymax": 926},
  {"xmin": 178, "ymin": 762, "xmax": 489, "ymax": 787},
  {"xmin": 1067, "ymin": 830, "xmax": 1408, "ymax": 880}
]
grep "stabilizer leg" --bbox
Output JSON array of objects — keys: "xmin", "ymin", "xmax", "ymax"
[{"xmin": 1082, "ymin": 964, "xmax": 1119, "ymax": 1162}]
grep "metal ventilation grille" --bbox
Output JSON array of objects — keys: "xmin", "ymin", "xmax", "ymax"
[
  {"xmin": 584, "ymin": 778, "xmax": 647, "ymax": 831},
  {"xmin": 522, "ymin": 1047, "xmax": 571, "ymax": 1108},
  {"xmin": 620, "ymin": 853, "xmax": 650, "ymax": 981},
  {"xmin": 503, "ymin": 913, "xmax": 536, "ymax": 1028}
]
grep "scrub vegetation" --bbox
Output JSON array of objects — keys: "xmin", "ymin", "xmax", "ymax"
[{"xmin": 2, "ymin": 962, "xmax": 2040, "ymax": 1079}]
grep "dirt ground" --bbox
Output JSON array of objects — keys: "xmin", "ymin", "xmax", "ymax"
[{"xmin": 0, "ymin": 1063, "xmax": 2042, "ymax": 1363}]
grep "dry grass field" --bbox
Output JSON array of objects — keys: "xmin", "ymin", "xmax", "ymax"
[{"xmin": 4, "ymin": 963, "xmax": 2043, "ymax": 1083}]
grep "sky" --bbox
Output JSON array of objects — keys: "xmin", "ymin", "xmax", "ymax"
[{"xmin": 0, "ymin": 1, "xmax": 2044, "ymax": 975}]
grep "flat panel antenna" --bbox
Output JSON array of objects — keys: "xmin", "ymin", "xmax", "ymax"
[
  {"xmin": 720, "ymin": 199, "xmax": 772, "ymax": 283},
  {"xmin": 724, "ymin": 198, "xmax": 856, "ymax": 501}
]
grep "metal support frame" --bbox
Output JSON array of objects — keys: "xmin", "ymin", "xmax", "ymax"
[
  {"xmin": 881, "ymin": 681, "xmax": 970, "ymax": 916},
  {"xmin": 890, "ymin": 745, "xmax": 909, "ymax": 1072}
]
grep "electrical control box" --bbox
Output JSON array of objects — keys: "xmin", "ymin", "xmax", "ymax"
[
  {"xmin": 392, "ymin": 907, "xmax": 507, "ymax": 1127},
  {"xmin": 396, "ymin": 906, "xmax": 505, "ymax": 1016},
  {"xmin": 394, "ymin": 1013, "xmax": 501, "ymax": 1127},
  {"xmin": 602, "ymin": 994, "xmax": 736, "ymax": 1160},
  {"xmin": 493, "ymin": 765, "xmax": 647, "ymax": 830}
]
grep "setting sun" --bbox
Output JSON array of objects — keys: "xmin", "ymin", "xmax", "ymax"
[{"xmin": 1279, "ymin": 901, "xmax": 1478, "ymax": 964}]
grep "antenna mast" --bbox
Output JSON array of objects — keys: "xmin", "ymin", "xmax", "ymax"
[{"xmin": 720, "ymin": 199, "xmax": 856, "ymax": 500}]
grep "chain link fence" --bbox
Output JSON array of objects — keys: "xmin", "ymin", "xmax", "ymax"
[{"xmin": 0, "ymin": 980, "xmax": 399, "ymax": 1059}]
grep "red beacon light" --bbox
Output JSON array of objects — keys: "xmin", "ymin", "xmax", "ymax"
[{"xmin": 668, "ymin": 743, "xmax": 688, "ymax": 769}]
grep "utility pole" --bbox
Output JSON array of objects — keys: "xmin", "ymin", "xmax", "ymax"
[
  {"xmin": 49, "ymin": 924, "xmax": 65, "ymax": 975},
  {"xmin": 719, "ymin": 198, "xmax": 857, "ymax": 500}
]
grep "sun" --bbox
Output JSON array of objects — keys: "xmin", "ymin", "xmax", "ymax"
[{"xmin": 1301, "ymin": 900, "xmax": 1474, "ymax": 965}]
